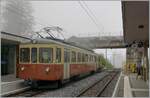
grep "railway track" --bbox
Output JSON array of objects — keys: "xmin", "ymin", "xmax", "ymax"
[
  {"xmin": 5, "ymin": 89, "xmax": 46, "ymax": 97},
  {"xmin": 76, "ymin": 71, "xmax": 119, "ymax": 97},
  {"xmin": 5, "ymin": 70, "xmax": 119, "ymax": 97}
]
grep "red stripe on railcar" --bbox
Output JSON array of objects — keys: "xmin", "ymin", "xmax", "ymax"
[
  {"xmin": 18, "ymin": 64, "xmax": 63, "ymax": 81},
  {"xmin": 70, "ymin": 64, "xmax": 96, "ymax": 77}
]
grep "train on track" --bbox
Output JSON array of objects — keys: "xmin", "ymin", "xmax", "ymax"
[{"xmin": 17, "ymin": 37, "xmax": 104, "ymax": 87}]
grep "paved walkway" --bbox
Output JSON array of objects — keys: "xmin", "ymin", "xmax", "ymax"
[
  {"xmin": 114, "ymin": 72, "xmax": 149, "ymax": 97},
  {"xmin": 1, "ymin": 74, "xmax": 28, "ymax": 96},
  {"xmin": 1, "ymin": 74, "xmax": 20, "ymax": 82},
  {"xmin": 112, "ymin": 72, "xmax": 124, "ymax": 97},
  {"xmin": 129, "ymin": 73, "xmax": 149, "ymax": 97}
]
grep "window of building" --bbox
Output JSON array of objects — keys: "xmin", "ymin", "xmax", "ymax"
[
  {"xmin": 20, "ymin": 48, "xmax": 30, "ymax": 63},
  {"xmin": 39, "ymin": 48, "xmax": 53, "ymax": 63},
  {"xmin": 56, "ymin": 48, "xmax": 61, "ymax": 63},
  {"xmin": 71, "ymin": 51, "xmax": 76, "ymax": 62},
  {"xmin": 31, "ymin": 48, "xmax": 37, "ymax": 63},
  {"xmin": 77, "ymin": 52, "xmax": 81, "ymax": 62}
]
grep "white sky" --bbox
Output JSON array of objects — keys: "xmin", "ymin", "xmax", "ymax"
[{"xmin": 30, "ymin": 1, "xmax": 123, "ymax": 39}]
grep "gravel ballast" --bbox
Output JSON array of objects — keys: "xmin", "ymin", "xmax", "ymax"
[{"xmin": 35, "ymin": 71, "xmax": 109, "ymax": 97}]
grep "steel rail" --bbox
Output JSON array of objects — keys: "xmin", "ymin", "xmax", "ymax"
[
  {"xmin": 76, "ymin": 74, "xmax": 109, "ymax": 97},
  {"xmin": 77, "ymin": 71, "xmax": 118, "ymax": 97},
  {"xmin": 5, "ymin": 88, "xmax": 45, "ymax": 97},
  {"xmin": 96, "ymin": 72, "xmax": 118, "ymax": 97}
]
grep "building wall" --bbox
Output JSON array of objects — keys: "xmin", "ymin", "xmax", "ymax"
[
  {"xmin": 1, "ymin": 45, "xmax": 17, "ymax": 75},
  {"xmin": 7, "ymin": 46, "xmax": 16, "ymax": 74}
]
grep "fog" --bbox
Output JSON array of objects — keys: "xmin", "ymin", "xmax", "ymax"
[
  {"xmin": 1, "ymin": 0, "xmax": 125, "ymax": 67},
  {"xmin": 30, "ymin": 1, "xmax": 123, "ymax": 39},
  {"xmin": 94, "ymin": 49, "xmax": 126, "ymax": 68}
]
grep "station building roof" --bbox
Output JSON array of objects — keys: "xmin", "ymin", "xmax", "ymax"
[
  {"xmin": 1, "ymin": 31, "xmax": 31, "ymax": 45},
  {"xmin": 122, "ymin": 1, "xmax": 149, "ymax": 45}
]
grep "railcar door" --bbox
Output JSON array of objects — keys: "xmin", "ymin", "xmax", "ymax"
[{"xmin": 63, "ymin": 49, "xmax": 70, "ymax": 79}]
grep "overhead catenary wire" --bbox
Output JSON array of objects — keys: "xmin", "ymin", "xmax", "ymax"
[
  {"xmin": 82, "ymin": 1, "xmax": 104, "ymax": 34},
  {"xmin": 78, "ymin": 1, "xmax": 102, "ymax": 34}
]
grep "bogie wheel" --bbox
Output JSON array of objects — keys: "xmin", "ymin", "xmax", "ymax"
[
  {"xmin": 31, "ymin": 81, "xmax": 38, "ymax": 89},
  {"xmin": 57, "ymin": 80, "xmax": 62, "ymax": 88}
]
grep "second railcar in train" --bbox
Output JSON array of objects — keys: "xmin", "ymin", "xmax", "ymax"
[{"xmin": 17, "ymin": 38, "xmax": 102, "ymax": 86}]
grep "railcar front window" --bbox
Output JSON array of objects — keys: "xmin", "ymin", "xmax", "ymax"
[
  {"xmin": 20, "ymin": 48, "xmax": 30, "ymax": 63},
  {"xmin": 39, "ymin": 48, "xmax": 53, "ymax": 63},
  {"xmin": 31, "ymin": 48, "xmax": 37, "ymax": 63}
]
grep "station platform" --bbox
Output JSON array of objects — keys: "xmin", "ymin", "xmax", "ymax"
[
  {"xmin": 113, "ymin": 72, "xmax": 149, "ymax": 97},
  {"xmin": 1, "ymin": 74, "xmax": 29, "ymax": 96}
]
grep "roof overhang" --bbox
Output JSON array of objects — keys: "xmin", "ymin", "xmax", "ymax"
[
  {"xmin": 1, "ymin": 32, "xmax": 31, "ymax": 44},
  {"xmin": 122, "ymin": 1, "xmax": 149, "ymax": 46}
]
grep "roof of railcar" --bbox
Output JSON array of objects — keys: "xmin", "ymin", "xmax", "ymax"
[{"xmin": 21, "ymin": 38, "xmax": 96, "ymax": 54}]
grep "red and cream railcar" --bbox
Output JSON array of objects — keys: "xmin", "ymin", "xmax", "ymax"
[{"xmin": 17, "ymin": 38, "xmax": 101, "ymax": 85}]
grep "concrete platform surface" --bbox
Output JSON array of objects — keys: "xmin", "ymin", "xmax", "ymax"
[
  {"xmin": 129, "ymin": 73, "xmax": 149, "ymax": 97},
  {"xmin": 116, "ymin": 76, "xmax": 124, "ymax": 97},
  {"xmin": 1, "ymin": 74, "xmax": 29, "ymax": 96},
  {"xmin": 124, "ymin": 76, "xmax": 132, "ymax": 97},
  {"xmin": 112, "ymin": 72, "xmax": 124, "ymax": 97},
  {"xmin": 1, "ymin": 74, "xmax": 20, "ymax": 82},
  {"xmin": 129, "ymin": 73, "xmax": 149, "ymax": 89},
  {"xmin": 132, "ymin": 91, "xmax": 149, "ymax": 97},
  {"xmin": 114, "ymin": 72, "xmax": 149, "ymax": 97}
]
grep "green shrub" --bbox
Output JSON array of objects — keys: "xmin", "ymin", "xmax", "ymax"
[{"xmin": 99, "ymin": 55, "xmax": 113, "ymax": 69}]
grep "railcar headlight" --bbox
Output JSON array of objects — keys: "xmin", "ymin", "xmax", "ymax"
[
  {"xmin": 45, "ymin": 67, "xmax": 50, "ymax": 72},
  {"xmin": 21, "ymin": 67, "xmax": 25, "ymax": 71}
]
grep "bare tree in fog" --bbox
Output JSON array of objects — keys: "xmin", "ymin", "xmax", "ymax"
[{"xmin": 1, "ymin": 0, "xmax": 34, "ymax": 37}]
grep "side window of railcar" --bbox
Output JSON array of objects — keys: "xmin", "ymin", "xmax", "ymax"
[
  {"xmin": 67, "ymin": 52, "xmax": 70, "ymax": 62},
  {"xmin": 82, "ymin": 53, "xmax": 85, "ymax": 62},
  {"xmin": 56, "ymin": 48, "xmax": 61, "ymax": 63},
  {"xmin": 71, "ymin": 51, "xmax": 76, "ymax": 62},
  {"xmin": 90, "ymin": 55, "xmax": 92, "ymax": 62},
  {"xmin": 39, "ymin": 48, "xmax": 53, "ymax": 63},
  {"xmin": 64, "ymin": 51, "xmax": 70, "ymax": 63},
  {"xmin": 85, "ymin": 54, "xmax": 88, "ymax": 62},
  {"xmin": 94, "ymin": 56, "xmax": 97, "ymax": 62},
  {"xmin": 88, "ymin": 55, "xmax": 90, "ymax": 62},
  {"xmin": 31, "ymin": 48, "xmax": 37, "ymax": 63},
  {"xmin": 77, "ymin": 52, "xmax": 81, "ymax": 62},
  {"xmin": 20, "ymin": 48, "xmax": 30, "ymax": 63},
  {"xmin": 92, "ymin": 56, "xmax": 94, "ymax": 62},
  {"xmin": 64, "ymin": 51, "xmax": 67, "ymax": 62}
]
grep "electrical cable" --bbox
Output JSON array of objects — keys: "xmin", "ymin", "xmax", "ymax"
[
  {"xmin": 82, "ymin": 1, "xmax": 104, "ymax": 33},
  {"xmin": 78, "ymin": 1, "xmax": 102, "ymax": 33}
]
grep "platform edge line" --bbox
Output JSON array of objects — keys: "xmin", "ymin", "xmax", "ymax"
[{"xmin": 112, "ymin": 71, "xmax": 122, "ymax": 97}]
